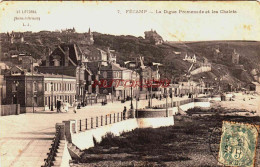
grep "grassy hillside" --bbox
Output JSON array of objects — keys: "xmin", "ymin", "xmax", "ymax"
[{"xmin": 1, "ymin": 32, "xmax": 259, "ymax": 88}]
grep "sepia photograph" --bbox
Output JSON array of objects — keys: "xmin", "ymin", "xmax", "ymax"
[{"xmin": 0, "ymin": 1, "xmax": 259, "ymax": 167}]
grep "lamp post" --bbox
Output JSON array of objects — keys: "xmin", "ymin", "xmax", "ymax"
[
  {"xmin": 130, "ymin": 71, "xmax": 134, "ymax": 109},
  {"xmin": 148, "ymin": 70, "xmax": 153, "ymax": 108},
  {"xmin": 111, "ymin": 81, "xmax": 114, "ymax": 103},
  {"xmin": 135, "ymin": 93, "xmax": 139, "ymax": 118},
  {"xmin": 15, "ymin": 81, "xmax": 19, "ymax": 115},
  {"xmin": 165, "ymin": 89, "xmax": 168, "ymax": 117},
  {"xmin": 51, "ymin": 82, "xmax": 53, "ymax": 111}
]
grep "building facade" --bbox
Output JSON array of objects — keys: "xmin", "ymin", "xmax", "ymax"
[
  {"xmin": 5, "ymin": 74, "xmax": 44, "ymax": 113},
  {"xmin": 43, "ymin": 74, "xmax": 76, "ymax": 110},
  {"xmin": 5, "ymin": 72, "xmax": 76, "ymax": 112},
  {"xmin": 37, "ymin": 43, "xmax": 86, "ymax": 103}
]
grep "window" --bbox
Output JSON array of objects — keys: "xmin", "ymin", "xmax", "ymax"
[
  {"xmin": 12, "ymin": 83, "xmax": 17, "ymax": 92},
  {"xmin": 45, "ymin": 83, "xmax": 47, "ymax": 91},
  {"xmin": 33, "ymin": 82, "xmax": 37, "ymax": 92},
  {"xmin": 45, "ymin": 97, "xmax": 47, "ymax": 105},
  {"xmin": 33, "ymin": 97, "xmax": 38, "ymax": 106},
  {"xmin": 103, "ymin": 71, "xmax": 107, "ymax": 78}
]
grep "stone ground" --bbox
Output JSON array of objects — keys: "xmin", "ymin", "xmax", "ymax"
[
  {"xmin": 211, "ymin": 92, "xmax": 260, "ymax": 116},
  {"xmin": 0, "ymin": 96, "xmax": 190, "ymax": 167}
]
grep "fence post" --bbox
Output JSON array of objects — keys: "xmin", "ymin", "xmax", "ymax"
[
  {"xmin": 79, "ymin": 120, "xmax": 82, "ymax": 131},
  {"xmin": 96, "ymin": 116, "xmax": 98, "ymax": 127},
  {"xmin": 110, "ymin": 114, "xmax": 112, "ymax": 124},
  {"xmin": 91, "ymin": 117, "xmax": 93, "ymax": 129},
  {"xmin": 101, "ymin": 116, "xmax": 103, "ymax": 126},
  {"xmin": 86, "ymin": 118, "xmax": 88, "ymax": 130}
]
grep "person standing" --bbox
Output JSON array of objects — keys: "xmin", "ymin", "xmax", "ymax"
[
  {"xmin": 123, "ymin": 106, "xmax": 127, "ymax": 120},
  {"xmin": 64, "ymin": 100, "xmax": 69, "ymax": 112},
  {"xmin": 57, "ymin": 100, "xmax": 61, "ymax": 113},
  {"xmin": 73, "ymin": 100, "xmax": 78, "ymax": 113}
]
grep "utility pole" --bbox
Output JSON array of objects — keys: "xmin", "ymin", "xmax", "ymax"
[
  {"xmin": 130, "ymin": 71, "xmax": 133, "ymax": 109},
  {"xmin": 166, "ymin": 90, "xmax": 168, "ymax": 117},
  {"xmin": 51, "ymin": 82, "xmax": 53, "ymax": 111},
  {"xmin": 111, "ymin": 80, "xmax": 114, "ymax": 103},
  {"xmin": 149, "ymin": 70, "xmax": 153, "ymax": 108},
  {"xmin": 16, "ymin": 81, "xmax": 19, "ymax": 115}
]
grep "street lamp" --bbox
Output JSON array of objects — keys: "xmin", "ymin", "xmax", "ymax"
[
  {"xmin": 51, "ymin": 82, "xmax": 53, "ymax": 111},
  {"xmin": 130, "ymin": 71, "xmax": 134, "ymax": 109},
  {"xmin": 135, "ymin": 92, "xmax": 139, "ymax": 118},
  {"xmin": 15, "ymin": 81, "xmax": 19, "ymax": 115},
  {"xmin": 165, "ymin": 89, "xmax": 168, "ymax": 117}
]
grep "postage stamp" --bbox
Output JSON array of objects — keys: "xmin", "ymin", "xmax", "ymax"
[{"xmin": 218, "ymin": 121, "xmax": 259, "ymax": 167}]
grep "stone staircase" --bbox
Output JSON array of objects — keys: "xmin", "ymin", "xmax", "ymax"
[
  {"xmin": 51, "ymin": 140, "xmax": 66, "ymax": 167},
  {"xmin": 67, "ymin": 143, "xmax": 84, "ymax": 160}
]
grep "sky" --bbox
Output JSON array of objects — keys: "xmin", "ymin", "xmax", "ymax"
[{"xmin": 0, "ymin": 1, "xmax": 259, "ymax": 41}]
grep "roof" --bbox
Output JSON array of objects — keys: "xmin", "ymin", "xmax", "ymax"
[
  {"xmin": 100, "ymin": 63, "xmax": 127, "ymax": 71},
  {"xmin": 85, "ymin": 67, "xmax": 93, "ymax": 75},
  {"xmin": 49, "ymin": 43, "xmax": 83, "ymax": 66},
  {"xmin": 251, "ymin": 82, "xmax": 260, "ymax": 86},
  {"xmin": 0, "ymin": 62, "xmax": 10, "ymax": 69},
  {"xmin": 39, "ymin": 73, "xmax": 76, "ymax": 79},
  {"xmin": 10, "ymin": 65, "xmax": 24, "ymax": 72}
]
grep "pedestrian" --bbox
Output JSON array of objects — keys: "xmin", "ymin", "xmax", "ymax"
[
  {"xmin": 64, "ymin": 100, "xmax": 69, "ymax": 112},
  {"xmin": 57, "ymin": 100, "xmax": 61, "ymax": 113},
  {"xmin": 73, "ymin": 100, "xmax": 78, "ymax": 113},
  {"xmin": 123, "ymin": 106, "xmax": 127, "ymax": 120}
]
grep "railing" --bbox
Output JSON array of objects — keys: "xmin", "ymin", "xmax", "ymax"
[
  {"xmin": 75, "ymin": 112, "xmax": 127, "ymax": 133},
  {"xmin": 149, "ymin": 98, "xmax": 194, "ymax": 109},
  {"xmin": 42, "ymin": 126, "xmax": 61, "ymax": 167}
]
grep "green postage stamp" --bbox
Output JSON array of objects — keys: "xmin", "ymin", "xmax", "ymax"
[{"xmin": 218, "ymin": 121, "xmax": 259, "ymax": 167}]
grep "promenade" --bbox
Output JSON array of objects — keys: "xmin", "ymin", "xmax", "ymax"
[{"xmin": 0, "ymin": 96, "xmax": 191, "ymax": 167}]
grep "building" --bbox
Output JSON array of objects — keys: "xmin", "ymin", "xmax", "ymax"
[
  {"xmin": 37, "ymin": 43, "xmax": 86, "ymax": 103},
  {"xmin": 85, "ymin": 47, "xmax": 117, "ymax": 66},
  {"xmin": 98, "ymin": 63, "xmax": 139, "ymax": 100},
  {"xmin": 0, "ymin": 62, "xmax": 10, "ymax": 104},
  {"xmin": 249, "ymin": 82, "xmax": 260, "ymax": 93},
  {"xmin": 144, "ymin": 29, "xmax": 163, "ymax": 45},
  {"xmin": 232, "ymin": 49, "xmax": 239, "ymax": 64},
  {"xmin": 5, "ymin": 73, "xmax": 44, "ymax": 113},
  {"xmin": 43, "ymin": 73, "xmax": 76, "ymax": 110},
  {"xmin": 183, "ymin": 53, "xmax": 196, "ymax": 63},
  {"xmin": 5, "ymin": 72, "xmax": 76, "ymax": 113},
  {"xmin": 85, "ymin": 28, "xmax": 94, "ymax": 45},
  {"xmin": 7, "ymin": 31, "xmax": 24, "ymax": 44}
]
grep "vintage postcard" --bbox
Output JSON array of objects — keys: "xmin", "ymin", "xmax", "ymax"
[{"xmin": 0, "ymin": 1, "xmax": 259, "ymax": 167}]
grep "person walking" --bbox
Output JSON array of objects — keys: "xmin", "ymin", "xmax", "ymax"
[
  {"xmin": 57, "ymin": 100, "xmax": 61, "ymax": 113},
  {"xmin": 73, "ymin": 100, "xmax": 78, "ymax": 113},
  {"xmin": 64, "ymin": 100, "xmax": 69, "ymax": 112},
  {"xmin": 123, "ymin": 106, "xmax": 127, "ymax": 120}
]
